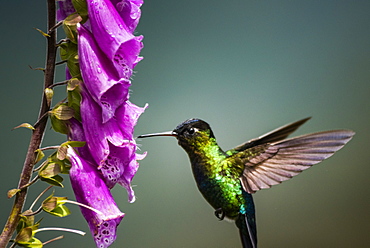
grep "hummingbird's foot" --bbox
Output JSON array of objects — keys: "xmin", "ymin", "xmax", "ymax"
[{"xmin": 214, "ymin": 208, "xmax": 225, "ymax": 221}]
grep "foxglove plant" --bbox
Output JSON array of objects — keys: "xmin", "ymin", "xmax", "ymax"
[
  {"xmin": 0, "ymin": 0, "xmax": 146, "ymax": 247},
  {"xmin": 63, "ymin": 0, "xmax": 146, "ymax": 246}
]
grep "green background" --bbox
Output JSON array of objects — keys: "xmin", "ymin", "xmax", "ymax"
[{"xmin": 1, "ymin": 1, "xmax": 369, "ymax": 247}]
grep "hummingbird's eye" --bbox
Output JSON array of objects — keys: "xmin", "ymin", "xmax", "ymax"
[{"xmin": 188, "ymin": 127, "xmax": 196, "ymax": 135}]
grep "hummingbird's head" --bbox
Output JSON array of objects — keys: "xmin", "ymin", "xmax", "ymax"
[
  {"xmin": 172, "ymin": 118, "xmax": 215, "ymax": 150},
  {"xmin": 137, "ymin": 118, "xmax": 216, "ymax": 152}
]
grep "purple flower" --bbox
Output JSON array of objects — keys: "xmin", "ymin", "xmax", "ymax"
[
  {"xmin": 61, "ymin": 0, "xmax": 145, "ymax": 246},
  {"xmin": 67, "ymin": 147, "xmax": 125, "ymax": 248},
  {"xmin": 111, "ymin": 0, "xmax": 143, "ymax": 33},
  {"xmin": 86, "ymin": 0, "xmax": 143, "ymax": 79},
  {"xmin": 57, "ymin": 0, "xmax": 75, "ymax": 21},
  {"xmin": 79, "ymin": 86, "xmax": 147, "ymax": 202},
  {"xmin": 78, "ymin": 24, "xmax": 130, "ymax": 123}
]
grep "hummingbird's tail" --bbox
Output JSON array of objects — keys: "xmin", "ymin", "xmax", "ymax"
[{"xmin": 236, "ymin": 213, "xmax": 257, "ymax": 248}]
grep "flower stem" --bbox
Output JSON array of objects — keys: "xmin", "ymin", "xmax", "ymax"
[
  {"xmin": 59, "ymin": 200, "xmax": 104, "ymax": 216},
  {"xmin": 42, "ymin": 235, "xmax": 64, "ymax": 246},
  {"xmin": 35, "ymin": 227, "xmax": 86, "ymax": 236},
  {"xmin": 0, "ymin": 0, "xmax": 57, "ymax": 247}
]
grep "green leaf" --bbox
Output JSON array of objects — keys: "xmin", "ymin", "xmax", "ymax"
[
  {"xmin": 39, "ymin": 163, "xmax": 61, "ymax": 178},
  {"xmin": 12, "ymin": 123, "xmax": 35, "ymax": 131},
  {"xmin": 34, "ymin": 149, "xmax": 45, "ymax": 164},
  {"xmin": 15, "ymin": 224, "xmax": 42, "ymax": 247},
  {"xmin": 17, "ymin": 237, "xmax": 43, "ymax": 248},
  {"xmin": 40, "ymin": 175, "xmax": 64, "ymax": 188},
  {"xmin": 57, "ymin": 142, "xmax": 85, "ymax": 160},
  {"xmin": 51, "ymin": 104, "xmax": 75, "ymax": 121},
  {"xmin": 50, "ymin": 103, "xmax": 74, "ymax": 134},
  {"xmin": 48, "ymin": 151, "xmax": 71, "ymax": 174},
  {"xmin": 66, "ymin": 53, "xmax": 80, "ymax": 78},
  {"xmin": 50, "ymin": 115, "xmax": 68, "ymax": 134},
  {"xmin": 72, "ymin": 0, "xmax": 88, "ymax": 22},
  {"xmin": 18, "ymin": 211, "xmax": 35, "ymax": 231},
  {"xmin": 56, "ymin": 146, "xmax": 68, "ymax": 161},
  {"xmin": 15, "ymin": 227, "xmax": 33, "ymax": 243},
  {"xmin": 67, "ymin": 78, "xmax": 80, "ymax": 91},
  {"xmin": 67, "ymin": 88, "xmax": 81, "ymax": 121},
  {"xmin": 42, "ymin": 196, "xmax": 71, "ymax": 217},
  {"xmin": 62, "ymin": 22, "xmax": 77, "ymax": 43},
  {"xmin": 59, "ymin": 42, "xmax": 77, "ymax": 61},
  {"xmin": 17, "ymin": 215, "xmax": 40, "ymax": 233},
  {"xmin": 58, "ymin": 41, "xmax": 80, "ymax": 79},
  {"xmin": 48, "ymin": 203, "xmax": 71, "ymax": 217},
  {"xmin": 58, "ymin": 43, "xmax": 69, "ymax": 61},
  {"xmin": 62, "ymin": 13, "xmax": 82, "ymax": 43},
  {"xmin": 28, "ymin": 66, "xmax": 45, "ymax": 71},
  {"xmin": 64, "ymin": 13, "xmax": 83, "ymax": 26},
  {"xmin": 62, "ymin": 141, "xmax": 86, "ymax": 148},
  {"xmin": 34, "ymin": 28, "xmax": 50, "ymax": 37},
  {"xmin": 7, "ymin": 188, "xmax": 20, "ymax": 199}
]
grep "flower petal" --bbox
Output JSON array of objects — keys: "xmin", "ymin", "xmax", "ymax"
[
  {"xmin": 99, "ymin": 142, "xmax": 135, "ymax": 189},
  {"xmin": 117, "ymin": 151, "xmax": 146, "ymax": 203},
  {"xmin": 67, "ymin": 118, "xmax": 94, "ymax": 162},
  {"xmin": 81, "ymin": 90, "xmax": 147, "ymax": 194},
  {"xmin": 111, "ymin": 0, "xmax": 143, "ymax": 33},
  {"xmin": 78, "ymin": 24, "xmax": 131, "ymax": 123},
  {"xmin": 67, "ymin": 147, "xmax": 124, "ymax": 248},
  {"xmin": 86, "ymin": 0, "xmax": 143, "ymax": 79},
  {"xmin": 115, "ymin": 101, "xmax": 148, "ymax": 140},
  {"xmin": 80, "ymin": 90, "xmax": 109, "ymax": 165}
]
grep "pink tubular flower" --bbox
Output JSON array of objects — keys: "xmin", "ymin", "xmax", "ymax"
[
  {"xmin": 78, "ymin": 24, "xmax": 131, "ymax": 123},
  {"xmin": 79, "ymin": 85, "xmax": 146, "ymax": 202},
  {"xmin": 59, "ymin": 0, "xmax": 146, "ymax": 247},
  {"xmin": 67, "ymin": 147, "xmax": 125, "ymax": 248},
  {"xmin": 111, "ymin": 0, "xmax": 143, "ymax": 32},
  {"xmin": 86, "ymin": 0, "xmax": 144, "ymax": 79}
]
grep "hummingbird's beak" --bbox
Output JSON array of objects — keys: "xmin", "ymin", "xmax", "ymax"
[{"xmin": 137, "ymin": 131, "xmax": 177, "ymax": 138}]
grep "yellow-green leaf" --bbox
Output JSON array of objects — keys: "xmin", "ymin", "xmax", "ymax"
[
  {"xmin": 39, "ymin": 163, "xmax": 61, "ymax": 178},
  {"xmin": 50, "ymin": 115, "xmax": 68, "ymax": 134},
  {"xmin": 34, "ymin": 149, "xmax": 45, "ymax": 164},
  {"xmin": 67, "ymin": 78, "xmax": 81, "ymax": 91},
  {"xmin": 40, "ymin": 175, "xmax": 64, "ymax": 188},
  {"xmin": 15, "ymin": 227, "xmax": 32, "ymax": 243},
  {"xmin": 12, "ymin": 123, "xmax": 35, "ymax": 131},
  {"xmin": 7, "ymin": 188, "xmax": 20, "ymax": 199},
  {"xmin": 64, "ymin": 13, "xmax": 83, "ymax": 26},
  {"xmin": 17, "ymin": 237, "xmax": 43, "ymax": 248},
  {"xmin": 61, "ymin": 141, "xmax": 86, "ymax": 148},
  {"xmin": 19, "ymin": 211, "xmax": 35, "ymax": 228},
  {"xmin": 72, "ymin": 0, "xmax": 88, "ymax": 22},
  {"xmin": 51, "ymin": 104, "xmax": 75, "ymax": 121},
  {"xmin": 56, "ymin": 146, "xmax": 67, "ymax": 161},
  {"xmin": 42, "ymin": 196, "xmax": 71, "ymax": 217},
  {"xmin": 34, "ymin": 28, "xmax": 50, "ymax": 37}
]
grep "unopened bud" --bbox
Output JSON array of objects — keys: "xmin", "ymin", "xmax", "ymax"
[{"xmin": 44, "ymin": 88, "xmax": 54, "ymax": 106}]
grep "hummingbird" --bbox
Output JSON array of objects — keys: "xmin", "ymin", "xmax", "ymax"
[{"xmin": 138, "ymin": 117, "xmax": 354, "ymax": 248}]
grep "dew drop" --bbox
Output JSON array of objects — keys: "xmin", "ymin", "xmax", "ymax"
[{"xmin": 96, "ymin": 65, "xmax": 102, "ymax": 74}]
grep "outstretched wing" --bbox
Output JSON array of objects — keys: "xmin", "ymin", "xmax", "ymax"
[
  {"xmin": 229, "ymin": 130, "xmax": 355, "ymax": 194},
  {"xmin": 226, "ymin": 117, "xmax": 311, "ymax": 155}
]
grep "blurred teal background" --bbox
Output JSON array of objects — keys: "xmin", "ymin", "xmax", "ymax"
[{"xmin": 1, "ymin": 0, "xmax": 369, "ymax": 247}]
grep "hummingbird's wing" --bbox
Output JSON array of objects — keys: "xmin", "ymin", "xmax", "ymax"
[
  {"xmin": 226, "ymin": 117, "xmax": 311, "ymax": 155},
  {"xmin": 229, "ymin": 130, "xmax": 354, "ymax": 194}
]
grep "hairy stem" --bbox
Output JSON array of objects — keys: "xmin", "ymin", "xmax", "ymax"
[{"xmin": 0, "ymin": 0, "xmax": 57, "ymax": 247}]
